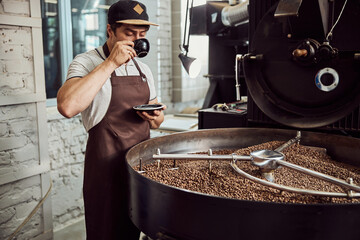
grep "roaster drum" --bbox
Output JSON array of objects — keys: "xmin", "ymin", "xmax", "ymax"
[{"xmin": 126, "ymin": 128, "xmax": 360, "ymax": 240}]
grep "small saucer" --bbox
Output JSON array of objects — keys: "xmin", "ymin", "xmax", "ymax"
[{"xmin": 133, "ymin": 104, "xmax": 164, "ymax": 111}]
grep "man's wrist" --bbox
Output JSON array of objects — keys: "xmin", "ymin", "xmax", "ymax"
[{"xmin": 104, "ymin": 58, "xmax": 118, "ymax": 72}]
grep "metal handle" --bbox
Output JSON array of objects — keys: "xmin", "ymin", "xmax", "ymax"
[{"xmin": 235, "ymin": 54, "xmax": 243, "ymax": 101}]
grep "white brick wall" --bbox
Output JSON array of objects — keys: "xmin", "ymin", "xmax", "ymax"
[
  {"xmin": 0, "ymin": 0, "xmax": 52, "ymax": 239},
  {"xmin": 47, "ymin": 110, "xmax": 86, "ymax": 231},
  {"xmin": 0, "ymin": 107, "xmax": 45, "ymax": 240},
  {"xmin": 0, "ymin": 26, "xmax": 35, "ymax": 96},
  {"xmin": 157, "ymin": 0, "xmax": 173, "ymax": 103},
  {"xmin": 0, "ymin": 176, "xmax": 44, "ymax": 240},
  {"xmin": 0, "ymin": 0, "xmax": 30, "ymax": 17},
  {"xmin": 0, "ymin": 104, "xmax": 39, "ymax": 173}
]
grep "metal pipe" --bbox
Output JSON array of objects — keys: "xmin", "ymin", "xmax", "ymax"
[
  {"xmin": 221, "ymin": 0, "xmax": 249, "ymax": 27},
  {"xmin": 235, "ymin": 54, "xmax": 243, "ymax": 101},
  {"xmin": 153, "ymin": 153, "xmax": 251, "ymax": 161},
  {"xmin": 229, "ymin": 0, "xmax": 238, "ymax": 5},
  {"xmin": 275, "ymin": 131, "xmax": 301, "ymax": 152}
]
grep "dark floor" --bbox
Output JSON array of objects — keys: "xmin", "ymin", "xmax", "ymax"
[
  {"xmin": 53, "ymin": 219, "xmax": 86, "ymax": 240},
  {"xmin": 53, "ymin": 218, "xmax": 149, "ymax": 240}
]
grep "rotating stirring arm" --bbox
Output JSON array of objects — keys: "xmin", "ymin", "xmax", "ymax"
[
  {"xmin": 230, "ymin": 160, "xmax": 360, "ymax": 198},
  {"xmin": 275, "ymin": 131, "xmax": 301, "ymax": 152},
  {"xmin": 151, "ymin": 131, "xmax": 360, "ymax": 198}
]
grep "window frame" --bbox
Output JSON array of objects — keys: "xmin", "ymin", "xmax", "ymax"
[{"xmin": 46, "ymin": 0, "xmax": 73, "ymax": 107}]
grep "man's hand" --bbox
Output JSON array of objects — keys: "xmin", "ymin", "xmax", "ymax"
[
  {"xmin": 107, "ymin": 40, "xmax": 137, "ymax": 67},
  {"xmin": 136, "ymin": 103, "xmax": 167, "ymax": 129},
  {"xmin": 136, "ymin": 109, "xmax": 163, "ymax": 121}
]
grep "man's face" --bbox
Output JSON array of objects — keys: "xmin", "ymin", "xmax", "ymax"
[{"xmin": 110, "ymin": 24, "xmax": 148, "ymax": 42}]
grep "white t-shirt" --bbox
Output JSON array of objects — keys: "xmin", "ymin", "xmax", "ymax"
[{"xmin": 66, "ymin": 46, "xmax": 157, "ymax": 132}]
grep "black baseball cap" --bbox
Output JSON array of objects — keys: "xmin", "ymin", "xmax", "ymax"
[{"xmin": 108, "ymin": 0, "xmax": 159, "ymax": 26}]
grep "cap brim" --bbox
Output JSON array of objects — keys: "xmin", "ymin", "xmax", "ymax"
[{"xmin": 116, "ymin": 19, "xmax": 159, "ymax": 26}]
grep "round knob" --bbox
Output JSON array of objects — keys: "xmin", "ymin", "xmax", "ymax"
[
  {"xmin": 315, "ymin": 67, "xmax": 339, "ymax": 92},
  {"xmin": 292, "ymin": 49, "xmax": 308, "ymax": 57}
]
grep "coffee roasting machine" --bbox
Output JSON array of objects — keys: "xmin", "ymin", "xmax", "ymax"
[
  {"xmin": 125, "ymin": 1, "xmax": 360, "ymax": 239},
  {"xmin": 197, "ymin": 0, "xmax": 360, "ymax": 135}
]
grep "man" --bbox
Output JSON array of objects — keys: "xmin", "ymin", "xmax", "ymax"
[{"xmin": 57, "ymin": 1, "xmax": 165, "ymax": 239}]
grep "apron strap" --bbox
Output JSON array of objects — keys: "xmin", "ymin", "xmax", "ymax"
[
  {"xmin": 110, "ymin": 59, "xmax": 147, "ymax": 82},
  {"xmin": 103, "ymin": 42, "xmax": 147, "ymax": 81},
  {"xmin": 103, "ymin": 42, "xmax": 110, "ymax": 58},
  {"xmin": 132, "ymin": 58, "xmax": 147, "ymax": 82}
]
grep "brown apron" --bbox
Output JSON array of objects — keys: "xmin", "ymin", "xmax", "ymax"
[{"xmin": 83, "ymin": 43, "xmax": 150, "ymax": 240}]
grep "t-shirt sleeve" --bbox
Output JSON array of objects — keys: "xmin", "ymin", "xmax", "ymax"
[{"xmin": 66, "ymin": 54, "xmax": 95, "ymax": 80}]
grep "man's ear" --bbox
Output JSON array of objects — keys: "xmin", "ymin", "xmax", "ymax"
[{"xmin": 107, "ymin": 24, "xmax": 114, "ymax": 37}]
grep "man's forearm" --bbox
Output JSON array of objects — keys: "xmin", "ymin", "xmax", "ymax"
[{"xmin": 57, "ymin": 59, "xmax": 117, "ymax": 118}]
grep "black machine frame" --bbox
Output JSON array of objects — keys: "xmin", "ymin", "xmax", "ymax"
[{"xmin": 197, "ymin": 0, "xmax": 360, "ymax": 136}]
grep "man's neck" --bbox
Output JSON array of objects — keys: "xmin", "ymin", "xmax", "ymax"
[
  {"xmin": 106, "ymin": 39, "xmax": 113, "ymax": 53},
  {"xmin": 103, "ymin": 41, "xmax": 111, "ymax": 58}
]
